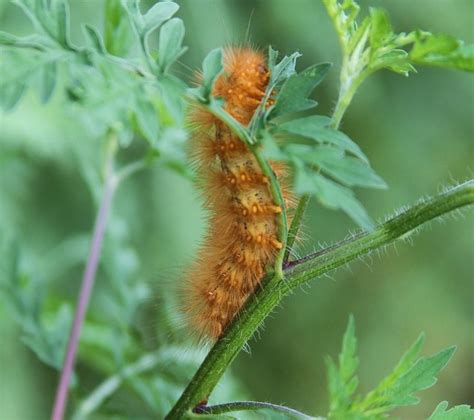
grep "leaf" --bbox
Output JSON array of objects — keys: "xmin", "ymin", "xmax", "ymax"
[
  {"xmin": 105, "ymin": 0, "xmax": 134, "ymax": 56},
  {"xmin": 327, "ymin": 315, "xmax": 360, "ymax": 416},
  {"xmin": 54, "ymin": 0, "xmax": 71, "ymax": 48},
  {"xmin": 143, "ymin": 1, "xmax": 179, "ymax": 35},
  {"xmin": 0, "ymin": 82, "xmax": 26, "ymax": 111},
  {"xmin": 193, "ymin": 47, "xmax": 223, "ymax": 101},
  {"xmin": 428, "ymin": 401, "xmax": 474, "ymax": 420},
  {"xmin": 38, "ymin": 60, "xmax": 57, "ymax": 103},
  {"xmin": 410, "ymin": 33, "xmax": 474, "ymax": 72},
  {"xmin": 278, "ymin": 116, "xmax": 367, "ymax": 162},
  {"xmin": 293, "ymin": 166, "xmax": 373, "ymax": 230},
  {"xmin": 369, "ymin": 7, "xmax": 392, "ymax": 53},
  {"xmin": 134, "ymin": 95, "xmax": 160, "ymax": 145},
  {"xmin": 267, "ymin": 47, "xmax": 301, "ymax": 89},
  {"xmin": 316, "ymin": 155, "xmax": 386, "ymax": 189},
  {"xmin": 83, "ymin": 24, "xmax": 106, "ymax": 54},
  {"xmin": 269, "ymin": 62, "xmax": 332, "ymax": 118},
  {"xmin": 157, "ymin": 18, "xmax": 187, "ymax": 73},
  {"xmin": 287, "ymin": 144, "xmax": 386, "ymax": 189},
  {"xmin": 339, "ymin": 315, "xmax": 358, "ymax": 384},
  {"xmin": 388, "ymin": 346, "xmax": 456, "ymax": 406},
  {"xmin": 21, "ymin": 304, "xmax": 73, "ymax": 370}
]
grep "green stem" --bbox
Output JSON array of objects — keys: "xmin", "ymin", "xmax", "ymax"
[
  {"xmin": 166, "ymin": 181, "xmax": 473, "ymax": 418},
  {"xmin": 284, "ymin": 193, "xmax": 310, "ymax": 264},
  {"xmin": 193, "ymin": 401, "xmax": 323, "ymax": 420},
  {"xmin": 285, "ymin": 180, "xmax": 474, "ymax": 287}
]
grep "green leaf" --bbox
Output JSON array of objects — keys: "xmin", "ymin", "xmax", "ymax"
[
  {"xmin": 278, "ymin": 116, "xmax": 367, "ymax": 162},
  {"xmin": 369, "ymin": 8, "xmax": 392, "ymax": 53},
  {"xmin": 38, "ymin": 60, "xmax": 57, "ymax": 103},
  {"xmin": 83, "ymin": 24, "xmax": 106, "ymax": 54},
  {"xmin": 157, "ymin": 18, "xmax": 187, "ymax": 73},
  {"xmin": 0, "ymin": 31, "xmax": 52, "ymax": 49},
  {"xmin": 293, "ymin": 167, "xmax": 373, "ymax": 230},
  {"xmin": 410, "ymin": 33, "xmax": 474, "ymax": 72},
  {"xmin": 134, "ymin": 95, "xmax": 160, "ymax": 145},
  {"xmin": 269, "ymin": 62, "xmax": 332, "ymax": 118},
  {"xmin": 267, "ymin": 48, "xmax": 301, "ymax": 88},
  {"xmin": 314, "ymin": 174, "xmax": 374, "ymax": 230},
  {"xmin": 21, "ymin": 304, "xmax": 73, "ymax": 370},
  {"xmin": 0, "ymin": 82, "xmax": 26, "ymax": 111},
  {"xmin": 54, "ymin": 0, "xmax": 71, "ymax": 48},
  {"xmin": 287, "ymin": 144, "xmax": 386, "ymax": 189},
  {"xmin": 428, "ymin": 401, "xmax": 474, "ymax": 420},
  {"xmin": 104, "ymin": 0, "xmax": 134, "ymax": 56},
  {"xmin": 143, "ymin": 1, "xmax": 179, "ymax": 35},
  {"xmin": 193, "ymin": 47, "xmax": 223, "ymax": 101},
  {"xmin": 317, "ymin": 155, "xmax": 386, "ymax": 189},
  {"xmin": 327, "ymin": 315, "xmax": 360, "ymax": 416},
  {"xmin": 389, "ymin": 346, "xmax": 456, "ymax": 406},
  {"xmin": 339, "ymin": 315, "xmax": 358, "ymax": 384}
]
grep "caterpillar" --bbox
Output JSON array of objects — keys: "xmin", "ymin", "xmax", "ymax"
[{"xmin": 183, "ymin": 47, "xmax": 294, "ymax": 341}]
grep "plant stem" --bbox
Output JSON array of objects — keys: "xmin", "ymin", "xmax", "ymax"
[
  {"xmin": 194, "ymin": 401, "xmax": 323, "ymax": 419},
  {"xmin": 285, "ymin": 180, "xmax": 474, "ymax": 287},
  {"xmin": 166, "ymin": 180, "xmax": 474, "ymax": 419},
  {"xmin": 284, "ymin": 193, "xmax": 310, "ymax": 264},
  {"xmin": 51, "ymin": 143, "xmax": 118, "ymax": 420}
]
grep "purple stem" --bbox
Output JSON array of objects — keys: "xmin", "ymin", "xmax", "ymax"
[{"xmin": 51, "ymin": 169, "xmax": 117, "ymax": 420}]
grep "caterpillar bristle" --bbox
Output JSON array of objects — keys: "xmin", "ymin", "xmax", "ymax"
[{"xmin": 183, "ymin": 47, "xmax": 294, "ymax": 341}]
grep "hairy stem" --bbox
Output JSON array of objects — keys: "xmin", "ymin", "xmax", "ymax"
[
  {"xmin": 51, "ymin": 140, "xmax": 118, "ymax": 420},
  {"xmin": 166, "ymin": 180, "xmax": 474, "ymax": 418},
  {"xmin": 194, "ymin": 401, "xmax": 323, "ymax": 419},
  {"xmin": 284, "ymin": 193, "xmax": 310, "ymax": 264}
]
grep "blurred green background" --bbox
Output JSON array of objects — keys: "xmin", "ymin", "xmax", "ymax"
[{"xmin": 0, "ymin": 0, "xmax": 473, "ymax": 419}]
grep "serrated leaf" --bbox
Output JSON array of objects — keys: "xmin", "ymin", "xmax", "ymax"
[
  {"xmin": 389, "ymin": 346, "xmax": 456, "ymax": 406},
  {"xmin": 157, "ymin": 18, "xmax": 187, "ymax": 73},
  {"xmin": 270, "ymin": 62, "xmax": 331, "ymax": 118},
  {"xmin": 83, "ymin": 24, "xmax": 106, "ymax": 54},
  {"xmin": 278, "ymin": 116, "xmax": 367, "ymax": 162},
  {"xmin": 143, "ymin": 1, "xmax": 179, "ymax": 35},
  {"xmin": 327, "ymin": 315, "xmax": 360, "ymax": 416},
  {"xmin": 38, "ymin": 60, "xmax": 57, "ymax": 103},
  {"xmin": 428, "ymin": 401, "xmax": 474, "ymax": 420}
]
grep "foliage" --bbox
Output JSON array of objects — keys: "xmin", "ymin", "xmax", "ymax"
[
  {"xmin": 326, "ymin": 316, "xmax": 473, "ymax": 419},
  {"xmin": 0, "ymin": 0, "xmax": 473, "ymax": 419}
]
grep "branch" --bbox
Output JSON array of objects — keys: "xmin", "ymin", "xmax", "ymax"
[
  {"xmin": 51, "ymin": 138, "xmax": 118, "ymax": 420},
  {"xmin": 194, "ymin": 401, "xmax": 324, "ymax": 420},
  {"xmin": 166, "ymin": 180, "xmax": 474, "ymax": 419}
]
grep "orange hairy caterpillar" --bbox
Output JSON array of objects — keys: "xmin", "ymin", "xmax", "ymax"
[{"xmin": 183, "ymin": 47, "xmax": 294, "ymax": 340}]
